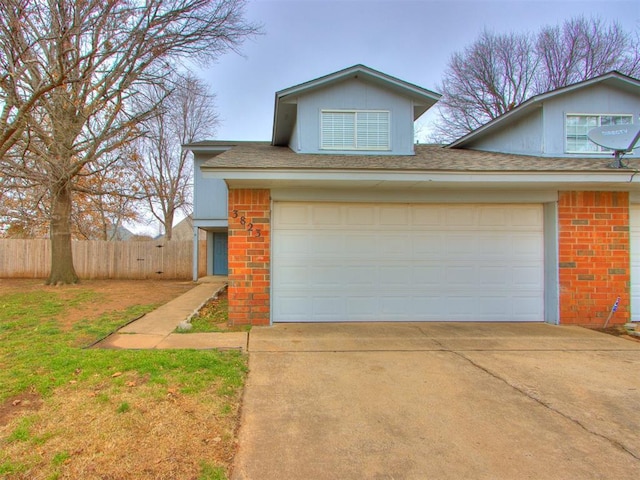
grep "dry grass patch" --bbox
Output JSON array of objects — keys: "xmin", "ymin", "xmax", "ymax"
[
  {"xmin": 1, "ymin": 381, "xmax": 240, "ymax": 479},
  {"xmin": 0, "ymin": 279, "xmax": 247, "ymax": 480}
]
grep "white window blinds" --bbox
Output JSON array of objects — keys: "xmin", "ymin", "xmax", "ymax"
[{"xmin": 321, "ymin": 110, "xmax": 390, "ymax": 150}]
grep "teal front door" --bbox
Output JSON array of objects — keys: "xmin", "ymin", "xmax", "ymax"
[{"xmin": 213, "ymin": 233, "xmax": 228, "ymax": 275}]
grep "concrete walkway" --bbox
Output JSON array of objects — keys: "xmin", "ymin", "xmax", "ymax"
[
  {"xmin": 232, "ymin": 322, "xmax": 640, "ymax": 480},
  {"xmin": 95, "ymin": 277, "xmax": 247, "ymax": 350}
]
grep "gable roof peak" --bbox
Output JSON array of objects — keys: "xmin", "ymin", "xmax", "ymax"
[{"xmin": 272, "ymin": 65, "xmax": 441, "ymax": 146}]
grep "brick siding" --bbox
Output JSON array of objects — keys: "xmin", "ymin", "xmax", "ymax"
[
  {"xmin": 227, "ymin": 189, "xmax": 271, "ymax": 326},
  {"xmin": 558, "ymin": 191, "xmax": 630, "ymax": 326}
]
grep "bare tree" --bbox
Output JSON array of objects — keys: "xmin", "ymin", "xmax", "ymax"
[
  {"xmin": 536, "ymin": 16, "xmax": 640, "ymax": 91},
  {"xmin": 433, "ymin": 16, "xmax": 640, "ymax": 142},
  {"xmin": 0, "ymin": 2, "xmax": 71, "ymax": 160},
  {"xmin": 433, "ymin": 30, "xmax": 538, "ymax": 140},
  {"xmin": 132, "ymin": 72, "xmax": 218, "ymax": 240},
  {"xmin": 0, "ymin": 0, "xmax": 258, "ymax": 284}
]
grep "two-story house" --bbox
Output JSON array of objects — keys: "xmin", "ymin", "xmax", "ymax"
[{"xmin": 185, "ymin": 65, "xmax": 640, "ymax": 328}]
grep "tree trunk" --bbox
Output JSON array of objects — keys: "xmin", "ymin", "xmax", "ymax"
[
  {"xmin": 164, "ymin": 211, "xmax": 174, "ymax": 240},
  {"xmin": 46, "ymin": 182, "xmax": 79, "ymax": 284}
]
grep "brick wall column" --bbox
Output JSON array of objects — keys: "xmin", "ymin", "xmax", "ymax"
[
  {"xmin": 227, "ymin": 189, "xmax": 271, "ymax": 326},
  {"xmin": 558, "ymin": 191, "xmax": 629, "ymax": 326}
]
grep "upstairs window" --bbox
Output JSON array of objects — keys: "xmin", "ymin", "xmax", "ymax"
[
  {"xmin": 566, "ymin": 114, "xmax": 633, "ymax": 153},
  {"xmin": 321, "ymin": 110, "xmax": 390, "ymax": 151}
]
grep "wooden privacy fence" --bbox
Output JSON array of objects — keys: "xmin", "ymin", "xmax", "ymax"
[{"xmin": 0, "ymin": 239, "xmax": 207, "ymax": 279}]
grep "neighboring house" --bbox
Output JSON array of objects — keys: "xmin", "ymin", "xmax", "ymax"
[
  {"xmin": 106, "ymin": 224, "xmax": 135, "ymax": 241},
  {"xmin": 185, "ymin": 65, "xmax": 640, "ymax": 328},
  {"xmin": 160, "ymin": 215, "xmax": 206, "ymax": 242}
]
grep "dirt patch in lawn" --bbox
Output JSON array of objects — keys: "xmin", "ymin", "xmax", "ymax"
[{"xmin": 0, "ymin": 391, "xmax": 43, "ymax": 427}]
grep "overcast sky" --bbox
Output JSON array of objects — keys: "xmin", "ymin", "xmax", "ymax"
[{"xmin": 199, "ymin": 0, "xmax": 639, "ymax": 143}]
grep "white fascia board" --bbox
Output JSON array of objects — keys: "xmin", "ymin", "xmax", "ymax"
[
  {"xmin": 276, "ymin": 65, "xmax": 440, "ymax": 103},
  {"xmin": 183, "ymin": 145, "xmax": 233, "ymax": 154},
  {"xmin": 201, "ymin": 168, "xmax": 640, "ymax": 185}
]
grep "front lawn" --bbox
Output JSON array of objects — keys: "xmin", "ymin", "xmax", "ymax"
[{"xmin": 0, "ymin": 280, "xmax": 246, "ymax": 480}]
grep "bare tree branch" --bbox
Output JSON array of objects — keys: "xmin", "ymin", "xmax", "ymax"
[
  {"xmin": 0, "ymin": 0, "xmax": 258, "ymax": 283},
  {"xmin": 131, "ymin": 72, "xmax": 219, "ymax": 239}
]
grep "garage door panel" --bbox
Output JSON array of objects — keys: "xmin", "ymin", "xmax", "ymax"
[
  {"xmin": 510, "ymin": 206, "xmax": 543, "ymax": 227},
  {"xmin": 275, "ymin": 204, "xmax": 310, "ymax": 227},
  {"xmin": 275, "ymin": 232, "xmax": 311, "ymax": 254},
  {"xmin": 478, "ymin": 236, "xmax": 509, "ymax": 255},
  {"xmin": 345, "ymin": 205, "xmax": 375, "ymax": 225},
  {"xmin": 313, "ymin": 297, "xmax": 345, "ymax": 317},
  {"xmin": 444, "ymin": 207, "xmax": 475, "ymax": 226},
  {"xmin": 446, "ymin": 266, "xmax": 477, "ymax": 286},
  {"xmin": 413, "ymin": 234, "xmax": 444, "ymax": 255},
  {"xmin": 273, "ymin": 203, "xmax": 544, "ymax": 322},
  {"xmin": 478, "ymin": 266, "xmax": 509, "ymax": 286},
  {"xmin": 478, "ymin": 207, "xmax": 508, "ymax": 226},
  {"xmin": 381, "ymin": 297, "xmax": 410, "ymax": 315},
  {"xmin": 343, "ymin": 266, "xmax": 377, "ymax": 286},
  {"xmin": 512, "ymin": 266, "xmax": 544, "ymax": 287},
  {"xmin": 412, "ymin": 266, "xmax": 445, "ymax": 286},
  {"xmin": 310, "ymin": 233, "xmax": 343, "ymax": 254},
  {"xmin": 311, "ymin": 205, "xmax": 342, "ymax": 225},
  {"xmin": 381, "ymin": 266, "xmax": 410, "ymax": 286},
  {"xmin": 445, "ymin": 235, "xmax": 477, "ymax": 256},
  {"xmin": 380, "ymin": 234, "xmax": 411, "ymax": 255},
  {"xmin": 512, "ymin": 295, "xmax": 544, "ymax": 320},
  {"xmin": 380, "ymin": 205, "xmax": 409, "ymax": 225},
  {"xmin": 412, "ymin": 207, "xmax": 442, "ymax": 226},
  {"xmin": 513, "ymin": 234, "xmax": 544, "ymax": 256},
  {"xmin": 278, "ymin": 265, "xmax": 308, "ymax": 287},
  {"xmin": 309, "ymin": 266, "xmax": 343, "ymax": 287},
  {"xmin": 277, "ymin": 295, "xmax": 309, "ymax": 318}
]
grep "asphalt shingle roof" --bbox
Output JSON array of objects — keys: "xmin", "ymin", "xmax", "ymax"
[{"xmin": 200, "ymin": 143, "xmax": 640, "ymax": 172}]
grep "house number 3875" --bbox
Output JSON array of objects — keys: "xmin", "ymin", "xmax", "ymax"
[{"xmin": 232, "ymin": 210, "xmax": 261, "ymax": 237}]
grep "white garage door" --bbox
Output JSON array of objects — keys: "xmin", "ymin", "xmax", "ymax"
[
  {"xmin": 272, "ymin": 203, "xmax": 544, "ymax": 322},
  {"xmin": 630, "ymin": 205, "xmax": 640, "ymax": 321}
]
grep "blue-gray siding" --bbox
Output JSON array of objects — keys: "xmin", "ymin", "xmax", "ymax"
[
  {"xmin": 193, "ymin": 156, "xmax": 228, "ymax": 222},
  {"xmin": 290, "ymin": 78, "xmax": 416, "ymax": 155}
]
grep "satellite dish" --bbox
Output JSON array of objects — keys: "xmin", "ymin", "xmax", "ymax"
[
  {"xmin": 588, "ymin": 124, "xmax": 640, "ymax": 151},
  {"xmin": 588, "ymin": 124, "xmax": 640, "ymax": 168}
]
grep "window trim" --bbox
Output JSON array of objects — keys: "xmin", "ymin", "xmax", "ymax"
[
  {"xmin": 565, "ymin": 113, "xmax": 634, "ymax": 154},
  {"xmin": 320, "ymin": 109, "xmax": 391, "ymax": 151}
]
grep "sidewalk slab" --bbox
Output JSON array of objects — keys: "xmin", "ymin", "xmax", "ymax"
[
  {"xmin": 97, "ymin": 333, "xmax": 167, "ymax": 349},
  {"xmin": 94, "ymin": 278, "xmax": 243, "ymax": 351},
  {"xmin": 156, "ymin": 332, "xmax": 247, "ymax": 350},
  {"xmin": 119, "ymin": 282, "xmax": 225, "ymax": 335}
]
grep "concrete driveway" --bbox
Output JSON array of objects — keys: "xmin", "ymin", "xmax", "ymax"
[{"xmin": 231, "ymin": 323, "xmax": 640, "ymax": 480}]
